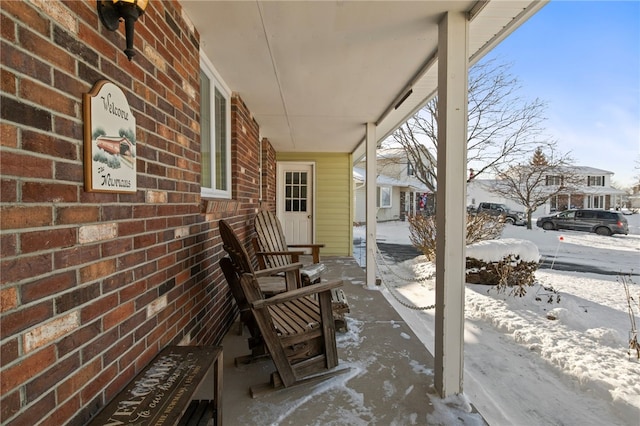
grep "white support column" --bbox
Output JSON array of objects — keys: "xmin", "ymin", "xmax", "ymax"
[
  {"xmin": 434, "ymin": 11, "xmax": 468, "ymax": 397},
  {"xmin": 365, "ymin": 122, "xmax": 377, "ymax": 288}
]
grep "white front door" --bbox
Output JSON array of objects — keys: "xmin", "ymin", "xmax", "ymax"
[{"xmin": 277, "ymin": 162, "xmax": 314, "ymax": 246}]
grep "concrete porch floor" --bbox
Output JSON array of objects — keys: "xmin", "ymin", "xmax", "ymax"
[{"xmin": 218, "ymin": 256, "xmax": 487, "ymax": 425}]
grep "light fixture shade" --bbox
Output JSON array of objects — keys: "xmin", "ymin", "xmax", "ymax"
[
  {"xmin": 116, "ymin": 0, "xmax": 149, "ymax": 13},
  {"xmin": 97, "ymin": 0, "xmax": 149, "ymax": 61}
]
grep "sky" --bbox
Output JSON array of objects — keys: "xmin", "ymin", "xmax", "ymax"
[
  {"xmin": 481, "ymin": 0, "xmax": 640, "ymax": 188},
  {"xmin": 356, "ymin": 217, "xmax": 640, "ymax": 425}
]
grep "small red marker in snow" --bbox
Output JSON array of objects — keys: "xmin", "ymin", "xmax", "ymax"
[{"xmin": 559, "ymin": 235, "xmax": 565, "ymax": 242}]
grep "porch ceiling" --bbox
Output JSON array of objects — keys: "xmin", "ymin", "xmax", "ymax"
[{"xmin": 181, "ymin": 1, "xmax": 547, "ymax": 155}]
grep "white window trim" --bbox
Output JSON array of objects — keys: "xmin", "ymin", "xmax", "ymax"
[{"xmin": 200, "ymin": 52, "xmax": 232, "ymax": 199}]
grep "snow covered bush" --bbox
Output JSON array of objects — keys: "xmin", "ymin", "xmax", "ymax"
[
  {"xmin": 408, "ymin": 213, "xmax": 505, "ymax": 261},
  {"xmin": 466, "ymin": 239, "xmax": 540, "ymax": 297}
]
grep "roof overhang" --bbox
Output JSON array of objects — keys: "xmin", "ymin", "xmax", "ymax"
[{"xmin": 181, "ymin": 1, "xmax": 548, "ymax": 156}]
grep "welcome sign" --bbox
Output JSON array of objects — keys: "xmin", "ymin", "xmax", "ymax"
[{"xmin": 83, "ymin": 80, "xmax": 137, "ymax": 193}]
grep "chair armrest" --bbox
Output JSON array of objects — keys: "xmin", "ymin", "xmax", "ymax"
[
  {"xmin": 287, "ymin": 244, "xmax": 324, "ymax": 263},
  {"xmin": 256, "ymin": 250, "xmax": 306, "ymax": 257},
  {"xmin": 253, "ymin": 262, "xmax": 303, "ymax": 277},
  {"xmin": 251, "ymin": 279, "xmax": 343, "ymax": 308},
  {"xmin": 287, "ymin": 244, "xmax": 325, "ymax": 249}
]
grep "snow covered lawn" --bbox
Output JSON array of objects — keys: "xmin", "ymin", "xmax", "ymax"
[{"xmin": 355, "ymin": 214, "xmax": 640, "ymax": 425}]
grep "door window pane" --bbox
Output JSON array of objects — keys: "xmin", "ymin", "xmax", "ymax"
[{"xmin": 284, "ymin": 171, "xmax": 308, "ymax": 212}]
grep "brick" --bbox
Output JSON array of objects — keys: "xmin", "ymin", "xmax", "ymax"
[
  {"xmin": 104, "ymin": 301, "xmax": 135, "ymax": 331},
  {"xmin": 0, "ymin": 206, "xmax": 52, "ymax": 230},
  {"xmin": 0, "ymin": 253, "xmax": 52, "ymax": 286},
  {"xmin": 79, "ymin": 259, "xmax": 116, "ymax": 284},
  {"xmin": 42, "ymin": 394, "xmax": 80, "ymax": 426},
  {"xmin": 25, "ymin": 352, "xmax": 79, "ymax": 402},
  {"xmin": 0, "ymin": 178, "xmax": 17, "ymax": 202},
  {"xmin": 1, "ymin": 68, "xmax": 17, "ymax": 98},
  {"xmin": 101, "ymin": 237, "xmax": 133, "ymax": 258},
  {"xmin": 53, "ymin": 113, "xmax": 83, "ymax": 141},
  {"xmin": 31, "ymin": 0, "xmax": 77, "ymax": 33},
  {"xmin": 0, "ymin": 389, "xmax": 20, "ymax": 424},
  {"xmin": 20, "ymin": 227, "xmax": 77, "ymax": 253},
  {"xmin": 54, "ymin": 26, "xmax": 98, "ymax": 66},
  {"xmin": 57, "ymin": 358, "xmax": 101, "ymax": 402},
  {"xmin": 121, "ymin": 340, "xmax": 148, "ymax": 372},
  {"xmin": 0, "ymin": 287, "xmax": 17, "ymax": 313},
  {"xmin": 18, "ymin": 26, "xmax": 74, "ymax": 73},
  {"xmin": 54, "ymin": 244, "xmax": 100, "ymax": 269},
  {"xmin": 54, "ymin": 159, "xmax": 84, "ymax": 181},
  {"xmin": 81, "ymin": 364, "xmax": 118, "ymax": 409},
  {"xmin": 82, "ymin": 327, "xmax": 118, "ymax": 364},
  {"xmin": 133, "ymin": 204, "xmax": 156, "ymax": 218},
  {"xmin": 55, "ymin": 283, "xmax": 100, "ymax": 313},
  {"xmin": 0, "ymin": 123, "xmax": 17, "ymax": 148},
  {"xmin": 118, "ymin": 221, "xmax": 144, "ymax": 236},
  {"xmin": 56, "ymin": 205, "xmax": 100, "ymax": 225},
  {"xmin": 146, "ymin": 243, "xmax": 167, "ymax": 261},
  {"xmin": 0, "ymin": 150, "xmax": 52, "ymax": 180},
  {"xmin": 118, "ymin": 310, "xmax": 146, "ymax": 339},
  {"xmin": 22, "ymin": 130, "xmax": 77, "ymax": 160},
  {"xmin": 21, "ymin": 271, "xmax": 76, "ymax": 304},
  {"xmin": 81, "ymin": 292, "xmax": 118, "ymax": 324},
  {"xmin": 5, "ymin": 391, "xmax": 56, "ymax": 426},
  {"xmin": 23, "ymin": 311, "xmax": 79, "ymax": 353},
  {"xmin": 0, "ymin": 95, "xmax": 52, "ymax": 131},
  {"xmin": 0, "ymin": 338, "xmax": 19, "ymax": 368},
  {"xmin": 0, "ymin": 345, "xmax": 55, "ymax": 396},
  {"xmin": 0, "ymin": 13, "xmax": 16, "ymax": 44},
  {"xmin": 102, "ymin": 205, "xmax": 132, "ymax": 221},
  {"xmin": 133, "ymin": 233, "xmax": 156, "ymax": 249},
  {"xmin": 146, "ymin": 190, "xmax": 168, "ymax": 203},
  {"xmin": 20, "ymin": 78, "xmax": 76, "ymax": 117},
  {"xmin": 56, "ymin": 321, "xmax": 101, "ymax": 357},
  {"xmin": 103, "ymin": 333, "xmax": 134, "ymax": 367},
  {"xmin": 1, "ymin": 1, "xmax": 49, "ymax": 37},
  {"xmin": 22, "ymin": 181, "xmax": 78, "ymax": 203},
  {"xmin": 78, "ymin": 223, "xmax": 117, "ymax": 244}
]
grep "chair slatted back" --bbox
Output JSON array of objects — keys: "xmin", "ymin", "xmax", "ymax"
[
  {"xmin": 254, "ymin": 210, "xmax": 291, "ymax": 268},
  {"xmin": 219, "ymin": 220, "xmax": 263, "ymax": 297}
]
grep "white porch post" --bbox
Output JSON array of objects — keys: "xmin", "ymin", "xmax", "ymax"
[
  {"xmin": 365, "ymin": 122, "xmax": 377, "ymax": 288},
  {"xmin": 434, "ymin": 11, "xmax": 468, "ymax": 397}
]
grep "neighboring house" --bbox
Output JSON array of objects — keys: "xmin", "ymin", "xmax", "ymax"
[
  {"xmin": 467, "ymin": 166, "xmax": 627, "ymax": 215},
  {"xmin": 546, "ymin": 166, "xmax": 627, "ymax": 212},
  {"xmin": 628, "ymin": 183, "xmax": 640, "ymax": 210},
  {"xmin": 353, "ymin": 167, "xmax": 429, "ymax": 223},
  {"xmin": 353, "ymin": 148, "xmax": 433, "ymax": 223}
]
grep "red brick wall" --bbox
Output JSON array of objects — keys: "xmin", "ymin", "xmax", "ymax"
[
  {"xmin": 261, "ymin": 137, "xmax": 277, "ymax": 212},
  {"xmin": 0, "ymin": 1, "xmax": 274, "ymax": 424}
]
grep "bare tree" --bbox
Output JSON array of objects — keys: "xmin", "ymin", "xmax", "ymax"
[
  {"xmin": 387, "ymin": 58, "xmax": 551, "ymax": 188},
  {"xmin": 489, "ymin": 147, "xmax": 580, "ymax": 229}
]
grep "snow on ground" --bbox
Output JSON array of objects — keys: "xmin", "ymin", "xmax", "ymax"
[{"xmin": 354, "ymin": 214, "xmax": 640, "ymax": 426}]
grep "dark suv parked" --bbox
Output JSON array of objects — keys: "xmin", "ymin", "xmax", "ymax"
[
  {"xmin": 536, "ymin": 209, "xmax": 629, "ymax": 236},
  {"xmin": 475, "ymin": 202, "xmax": 525, "ymax": 225}
]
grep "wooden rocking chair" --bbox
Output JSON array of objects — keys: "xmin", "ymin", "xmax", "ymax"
[
  {"xmin": 253, "ymin": 210, "xmax": 350, "ymax": 327},
  {"xmin": 218, "ymin": 220, "xmax": 347, "ymax": 396},
  {"xmin": 253, "ymin": 209, "xmax": 324, "ymax": 284}
]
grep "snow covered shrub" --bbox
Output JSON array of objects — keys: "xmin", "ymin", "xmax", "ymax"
[
  {"xmin": 465, "ymin": 239, "xmax": 540, "ymax": 297},
  {"xmin": 408, "ymin": 214, "xmax": 437, "ymax": 261},
  {"xmin": 466, "ymin": 212, "xmax": 505, "ymax": 244},
  {"xmin": 408, "ymin": 213, "xmax": 505, "ymax": 261}
]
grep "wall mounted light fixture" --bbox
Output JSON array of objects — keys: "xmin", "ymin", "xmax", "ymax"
[{"xmin": 97, "ymin": 0, "xmax": 149, "ymax": 61}]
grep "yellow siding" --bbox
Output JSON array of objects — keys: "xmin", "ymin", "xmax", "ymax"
[{"xmin": 276, "ymin": 152, "xmax": 353, "ymax": 256}]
